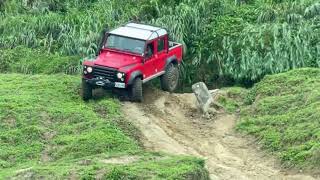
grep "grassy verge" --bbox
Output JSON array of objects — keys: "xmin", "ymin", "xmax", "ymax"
[
  {"xmin": 0, "ymin": 74, "xmax": 208, "ymax": 179},
  {"xmin": 0, "ymin": 47, "xmax": 81, "ymax": 74},
  {"xmin": 217, "ymin": 87, "xmax": 248, "ymax": 113},
  {"xmin": 226, "ymin": 68, "xmax": 320, "ymax": 169}
]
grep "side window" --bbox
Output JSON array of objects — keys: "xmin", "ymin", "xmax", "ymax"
[
  {"xmin": 158, "ymin": 38, "xmax": 165, "ymax": 52},
  {"xmin": 146, "ymin": 42, "xmax": 154, "ymax": 58}
]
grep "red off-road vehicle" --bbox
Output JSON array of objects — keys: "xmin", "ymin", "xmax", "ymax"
[{"xmin": 81, "ymin": 23, "xmax": 183, "ymax": 101}]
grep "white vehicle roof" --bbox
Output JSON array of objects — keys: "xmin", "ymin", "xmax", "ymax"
[{"xmin": 109, "ymin": 23, "xmax": 167, "ymax": 41}]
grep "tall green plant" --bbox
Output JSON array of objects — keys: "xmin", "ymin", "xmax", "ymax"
[{"xmin": 0, "ymin": 0, "xmax": 319, "ymax": 86}]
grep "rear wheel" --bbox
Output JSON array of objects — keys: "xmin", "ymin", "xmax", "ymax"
[
  {"xmin": 161, "ymin": 63, "xmax": 180, "ymax": 92},
  {"xmin": 81, "ymin": 79, "xmax": 92, "ymax": 101},
  {"xmin": 130, "ymin": 78, "xmax": 143, "ymax": 102}
]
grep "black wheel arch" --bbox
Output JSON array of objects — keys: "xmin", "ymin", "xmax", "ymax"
[
  {"xmin": 127, "ymin": 70, "xmax": 143, "ymax": 86},
  {"xmin": 165, "ymin": 56, "xmax": 179, "ymax": 68}
]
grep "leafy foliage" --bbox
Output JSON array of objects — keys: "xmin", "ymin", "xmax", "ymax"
[{"xmin": 1, "ymin": 0, "xmax": 319, "ymax": 86}]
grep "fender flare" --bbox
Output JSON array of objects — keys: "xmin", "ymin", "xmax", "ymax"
[
  {"xmin": 165, "ymin": 55, "xmax": 178, "ymax": 69},
  {"xmin": 127, "ymin": 70, "xmax": 143, "ymax": 86}
]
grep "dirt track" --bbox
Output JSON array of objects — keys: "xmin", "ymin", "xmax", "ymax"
[{"xmin": 122, "ymin": 88, "xmax": 317, "ymax": 180}]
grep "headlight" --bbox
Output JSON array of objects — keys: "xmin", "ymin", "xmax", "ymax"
[
  {"xmin": 87, "ymin": 67, "xmax": 93, "ymax": 73},
  {"xmin": 117, "ymin": 72, "xmax": 124, "ymax": 79}
]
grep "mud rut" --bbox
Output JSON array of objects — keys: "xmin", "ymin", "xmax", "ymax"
[{"xmin": 122, "ymin": 88, "xmax": 316, "ymax": 180}]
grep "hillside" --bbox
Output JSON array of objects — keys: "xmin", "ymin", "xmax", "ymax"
[
  {"xmin": 218, "ymin": 68, "xmax": 320, "ymax": 170},
  {"xmin": 238, "ymin": 68, "xmax": 320, "ymax": 169},
  {"xmin": 0, "ymin": 74, "xmax": 208, "ymax": 179}
]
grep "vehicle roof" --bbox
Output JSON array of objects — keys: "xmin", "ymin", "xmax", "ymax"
[{"xmin": 109, "ymin": 23, "xmax": 167, "ymax": 41}]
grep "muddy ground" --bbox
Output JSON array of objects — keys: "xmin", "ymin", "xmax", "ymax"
[{"xmin": 122, "ymin": 88, "xmax": 317, "ymax": 180}]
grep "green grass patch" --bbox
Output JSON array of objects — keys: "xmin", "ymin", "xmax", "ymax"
[
  {"xmin": 217, "ymin": 87, "xmax": 248, "ymax": 113},
  {"xmin": 0, "ymin": 47, "xmax": 81, "ymax": 74},
  {"xmin": 104, "ymin": 155, "xmax": 209, "ymax": 180},
  {"xmin": 1, "ymin": 153, "xmax": 208, "ymax": 179},
  {"xmin": 0, "ymin": 74, "xmax": 140, "ymax": 167},
  {"xmin": 0, "ymin": 74, "xmax": 208, "ymax": 179},
  {"xmin": 237, "ymin": 68, "xmax": 320, "ymax": 168}
]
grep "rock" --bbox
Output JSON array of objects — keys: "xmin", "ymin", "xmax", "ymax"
[{"xmin": 192, "ymin": 82, "xmax": 213, "ymax": 113}]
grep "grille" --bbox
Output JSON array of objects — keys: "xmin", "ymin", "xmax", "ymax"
[{"xmin": 92, "ymin": 66, "xmax": 117, "ymax": 82}]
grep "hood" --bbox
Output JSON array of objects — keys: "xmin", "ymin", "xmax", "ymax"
[{"xmin": 94, "ymin": 50, "xmax": 142, "ymax": 69}]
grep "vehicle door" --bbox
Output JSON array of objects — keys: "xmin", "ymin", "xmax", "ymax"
[
  {"xmin": 154, "ymin": 36, "xmax": 167, "ymax": 73},
  {"xmin": 142, "ymin": 40, "xmax": 157, "ymax": 80}
]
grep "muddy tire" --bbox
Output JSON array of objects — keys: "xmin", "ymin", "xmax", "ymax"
[
  {"xmin": 161, "ymin": 63, "xmax": 180, "ymax": 92},
  {"xmin": 130, "ymin": 78, "xmax": 143, "ymax": 102},
  {"xmin": 81, "ymin": 79, "xmax": 92, "ymax": 101}
]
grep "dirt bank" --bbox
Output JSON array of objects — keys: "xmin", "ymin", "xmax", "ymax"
[{"xmin": 122, "ymin": 88, "xmax": 317, "ymax": 180}]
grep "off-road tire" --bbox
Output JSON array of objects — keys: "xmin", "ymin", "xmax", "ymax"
[
  {"xmin": 130, "ymin": 78, "xmax": 143, "ymax": 102},
  {"xmin": 161, "ymin": 63, "xmax": 180, "ymax": 92},
  {"xmin": 81, "ymin": 79, "xmax": 92, "ymax": 101}
]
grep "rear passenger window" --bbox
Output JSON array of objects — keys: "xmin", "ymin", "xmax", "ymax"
[
  {"xmin": 158, "ymin": 38, "xmax": 165, "ymax": 52},
  {"xmin": 146, "ymin": 42, "xmax": 154, "ymax": 58}
]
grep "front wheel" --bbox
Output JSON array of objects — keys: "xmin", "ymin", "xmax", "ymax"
[
  {"xmin": 161, "ymin": 63, "xmax": 180, "ymax": 92},
  {"xmin": 130, "ymin": 78, "xmax": 143, "ymax": 102},
  {"xmin": 81, "ymin": 79, "xmax": 92, "ymax": 101}
]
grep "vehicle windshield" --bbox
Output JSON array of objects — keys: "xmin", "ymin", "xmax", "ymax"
[{"xmin": 105, "ymin": 34, "xmax": 145, "ymax": 54}]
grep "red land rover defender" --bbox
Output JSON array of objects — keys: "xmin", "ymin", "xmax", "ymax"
[{"xmin": 81, "ymin": 23, "xmax": 183, "ymax": 101}]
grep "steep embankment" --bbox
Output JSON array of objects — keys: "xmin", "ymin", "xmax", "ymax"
[
  {"xmin": 0, "ymin": 74, "xmax": 208, "ymax": 179},
  {"xmin": 237, "ymin": 68, "xmax": 320, "ymax": 169}
]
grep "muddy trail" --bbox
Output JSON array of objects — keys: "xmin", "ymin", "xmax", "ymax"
[{"xmin": 122, "ymin": 88, "xmax": 317, "ymax": 180}]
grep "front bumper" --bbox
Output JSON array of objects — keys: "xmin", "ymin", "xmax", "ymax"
[{"xmin": 84, "ymin": 77, "xmax": 126, "ymax": 89}]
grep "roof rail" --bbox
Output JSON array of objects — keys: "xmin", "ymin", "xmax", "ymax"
[
  {"xmin": 127, "ymin": 20, "xmax": 163, "ymax": 30},
  {"xmin": 126, "ymin": 22, "xmax": 163, "ymax": 40}
]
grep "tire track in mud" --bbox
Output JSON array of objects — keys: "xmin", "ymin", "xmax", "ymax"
[{"xmin": 122, "ymin": 89, "xmax": 317, "ymax": 180}]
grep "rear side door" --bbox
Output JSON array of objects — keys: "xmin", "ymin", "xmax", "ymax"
[
  {"xmin": 154, "ymin": 36, "xmax": 167, "ymax": 73},
  {"xmin": 142, "ymin": 41, "xmax": 157, "ymax": 80}
]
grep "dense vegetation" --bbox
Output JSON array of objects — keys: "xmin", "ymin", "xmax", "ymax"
[
  {"xmin": 0, "ymin": 74, "xmax": 208, "ymax": 179},
  {"xmin": 218, "ymin": 68, "xmax": 320, "ymax": 169},
  {"xmin": 1, "ymin": 0, "xmax": 319, "ymax": 87}
]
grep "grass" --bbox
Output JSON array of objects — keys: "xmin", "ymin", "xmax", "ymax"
[
  {"xmin": 235, "ymin": 68, "xmax": 320, "ymax": 169},
  {"xmin": 1, "ymin": 153, "xmax": 208, "ymax": 179},
  {"xmin": 217, "ymin": 87, "xmax": 248, "ymax": 113},
  {"xmin": 0, "ymin": 47, "xmax": 81, "ymax": 74},
  {"xmin": 0, "ymin": 74, "xmax": 208, "ymax": 179},
  {"xmin": 103, "ymin": 155, "xmax": 208, "ymax": 180}
]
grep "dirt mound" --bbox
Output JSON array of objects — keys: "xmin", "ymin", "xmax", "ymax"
[{"xmin": 122, "ymin": 88, "xmax": 316, "ymax": 180}]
